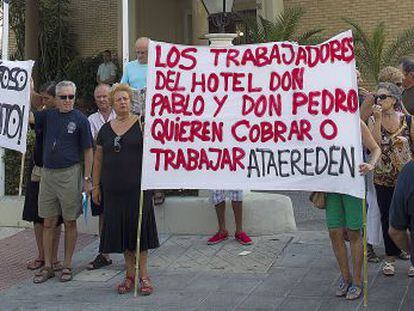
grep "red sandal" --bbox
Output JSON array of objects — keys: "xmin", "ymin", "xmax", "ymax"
[
  {"xmin": 140, "ymin": 276, "xmax": 153, "ymax": 295},
  {"xmin": 117, "ymin": 275, "xmax": 135, "ymax": 294}
]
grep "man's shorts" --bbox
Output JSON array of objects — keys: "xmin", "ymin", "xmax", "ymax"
[
  {"xmin": 91, "ymin": 185, "xmax": 104, "ymax": 216},
  {"xmin": 325, "ymin": 193, "xmax": 362, "ymax": 230},
  {"xmin": 38, "ymin": 164, "xmax": 82, "ymax": 221},
  {"xmin": 211, "ymin": 190, "xmax": 243, "ymax": 206}
]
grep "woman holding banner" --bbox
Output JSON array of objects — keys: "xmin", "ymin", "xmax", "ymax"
[
  {"xmin": 326, "ymin": 120, "xmax": 380, "ymax": 300},
  {"xmin": 92, "ymin": 83, "xmax": 159, "ymax": 295},
  {"xmin": 23, "ymin": 81, "xmax": 63, "ymax": 274},
  {"xmin": 368, "ymin": 82, "xmax": 414, "ymax": 276}
]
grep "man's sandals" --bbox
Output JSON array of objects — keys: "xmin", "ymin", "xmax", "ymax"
[
  {"xmin": 33, "ymin": 267, "xmax": 55, "ymax": 283},
  {"xmin": 87, "ymin": 254, "xmax": 112, "ymax": 270},
  {"xmin": 59, "ymin": 268, "xmax": 73, "ymax": 282},
  {"xmin": 27, "ymin": 258, "xmax": 45, "ymax": 270}
]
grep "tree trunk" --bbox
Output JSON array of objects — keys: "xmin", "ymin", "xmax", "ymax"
[{"xmin": 24, "ymin": 0, "xmax": 40, "ymax": 83}]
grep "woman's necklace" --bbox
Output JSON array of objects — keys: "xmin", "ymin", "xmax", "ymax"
[{"xmin": 116, "ymin": 114, "xmax": 132, "ymax": 122}]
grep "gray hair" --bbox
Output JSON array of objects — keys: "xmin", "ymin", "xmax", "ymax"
[
  {"xmin": 56, "ymin": 80, "xmax": 77, "ymax": 95},
  {"xmin": 94, "ymin": 83, "xmax": 110, "ymax": 93},
  {"xmin": 400, "ymin": 57, "xmax": 414, "ymax": 74},
  {"xmin": 377, "ymin": 82, "xmax": 402, "ymax": 109}
]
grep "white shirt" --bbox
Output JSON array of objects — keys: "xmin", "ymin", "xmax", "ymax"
[
  {"xmin": 97, "ymin": 62, "xmax": 117, "ymax": 82},
  {"xmin": 88, "ymin": 110, "xmax": 117, "ymax": 140}
]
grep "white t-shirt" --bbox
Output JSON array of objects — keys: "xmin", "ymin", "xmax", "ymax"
[
  {"xmin": 88, "ymin": 110, "xmax": 117, "ymax": 140},
  {"xmin": 97, "ymin": 62, "xmax": 117, "ymax": 82}
]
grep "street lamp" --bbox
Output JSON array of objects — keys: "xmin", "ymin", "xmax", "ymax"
[{"xmin": 201, "ymin": 0, "xmax": 236, "ymax": 34}]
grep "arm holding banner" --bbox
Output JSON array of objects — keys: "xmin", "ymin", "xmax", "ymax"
[
  {"xmin": 360, "ymin": 93, "xmax": 375, "ymax": 122},
  {"xmin": 368, "ymin": 105, "xmax": 382, "ymax": 145},
  {"xmin": 360, "ymin": 120, "xmax": 381, "ymax": 175}
]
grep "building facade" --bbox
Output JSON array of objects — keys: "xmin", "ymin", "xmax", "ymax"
[{"xmin": 67, "ymin": 0, "xmax": 414, "ymax": 61}]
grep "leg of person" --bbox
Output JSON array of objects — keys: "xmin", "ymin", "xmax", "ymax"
[
  {"xmin": 33, "ymin": 217, "xmax": 58, "ymax": 283},
  {"xmin": 342, "ymin": 195, "xmax": 363, "ymax": 300},
  {"xmin": 27, "ymin": 222, "xmax": 45, "ymax": 270},
  {"xmin": 389, "ymin": 226, "xmax": 413, "ymax": 277},
  {"xmin": 231, "ymin": 191, "xmax": 252, "ymax": 245},
  {"xmin": 326, "ymin": 193, "xmax": 351, "ymax": 297},
  {"xmin": 87, "ymin": 213, "xmax": 112, "ymax": 270},
  {"xmin": 52, "ymin": 222, "xmax": 63, "ymax": 271},
  {"xmin": 99, "ymin": 214, "xmax": 111, "ymax": 262},
  {"xmin": 375, "ymin": 185, "xmax": 400, "ymax": 275},
  {"xmin": 118, "ymin": 250, "xmax": 135, "ymax": 294},
  {"xmin": 139, "ymin": 251, "xmax": 153, "ymax": 295},
  {"xmin": 208, "ymin": 190, "xmax": 228, "ymax": 245},
  {"xmin": 58, "ymin": 164, "xmax": 82, "ymax": 282},
  {"xmin": 34, "ymin": 168, "xmax": 60, "ymax": 283},
  {"xmin": 60, "ymin": 220, "xmax": 77, "ymax": 282}
]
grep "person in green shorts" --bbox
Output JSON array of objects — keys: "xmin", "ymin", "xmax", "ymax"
[{"xmin": 327, "ymin": 120, "xmax": 381, "ymax": 301}]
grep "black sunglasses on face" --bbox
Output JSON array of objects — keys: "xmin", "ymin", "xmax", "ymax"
[
  {"xmin": 58, "ymin": 95, "xmax": 75, "ymax": 100},
  {"xmin": 114, "ymin": 136, "xmax": 122, "ymax": 153},
  {"xmin": 375, "ymin": 94, "xmax": 393, "ymax": 100}
]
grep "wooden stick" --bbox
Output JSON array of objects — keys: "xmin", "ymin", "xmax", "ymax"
[
  {"xmin": 134, "ymin": 190, "xmax": 144, "ymax": 297},
  {"xmin": 18, "ymin": 153, "xmax": 25, "ymax": 196},
  {"xmin": 362, "ymin": 197, "xmax": 368, "ymax": 307}
]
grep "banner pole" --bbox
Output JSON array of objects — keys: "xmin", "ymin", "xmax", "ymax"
[
  {"xmin": 134, "ymin": 190, "xmax": 144, "ymax": 297},
  {"xmin": 18, "ymin": 154, "xmax": 25, "ymax": 196},
  {"xmin": 0, "ymin": 0, "xmax": 11, "ymax": 197},
  {"xmin": 362, "ymin": 197, "xmax": 368, "ymax": 307}
]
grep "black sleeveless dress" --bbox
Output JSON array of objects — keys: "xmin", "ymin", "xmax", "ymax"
[{"xmin": 97, "ymin": 120, "xmax": 159, "ymax": 253}]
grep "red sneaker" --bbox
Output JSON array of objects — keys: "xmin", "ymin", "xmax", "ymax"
[
  {"xmin": 235, "ymin": 232, "xmax": 252, "ymax": 245},
  {"xmin": 207, "ymin": 231, "xmax": 229, "ymax": 245}
]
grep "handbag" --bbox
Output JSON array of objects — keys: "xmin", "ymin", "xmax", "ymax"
[{"xmin": 309, "ymin": 192, "xmax": 326, "ymax": 209}]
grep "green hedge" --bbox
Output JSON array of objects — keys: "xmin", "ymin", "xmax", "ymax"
[{"xmin": 5, "ymin": 130, "xmax": 35, "ymax": 195}]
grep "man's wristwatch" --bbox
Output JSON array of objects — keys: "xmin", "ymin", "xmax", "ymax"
[{"xmin": 84, "ymin": 176, "xmax": 92, "ymax": 183}]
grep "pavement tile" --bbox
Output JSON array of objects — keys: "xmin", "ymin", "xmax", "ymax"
[
  {"xmin": 236, "ymin": 295, "xmax": 284, "ymax": 310},
  {"xmin": 367, "ymin": 283, "xmax": 408, "ymax": 302},
  {"xmin": 275, "ymin": 297, "xmax": 323, "ymax": 311},
  {"xmin": 197, "ymin": 292, "xmax": 246, "ymax": 309},
  {"xmin": 216, "ymin": 278, "xmax": 262, "ymax": 294},
  {"xmin": 252, "ymin": 269, "xmax": 306, "ymax": 297},
  {"xmin": 318, "ymin": 297, "xmax": 361, "ymax": 311},
  {"xmin": 357, "ymin": 300, "xmax": 404, "ymax": 311}
]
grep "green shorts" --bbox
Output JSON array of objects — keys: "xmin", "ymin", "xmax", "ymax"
[
  {"xmin": 38, "ymin": 164, "xmax": 82, "ymax": 221},
  {"xmin": 325, "ymin": 193, "xmax": 363, "ymax": 230}
]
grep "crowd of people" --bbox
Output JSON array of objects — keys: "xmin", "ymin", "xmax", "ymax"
[
  {"xmin": 20, "ymin": 36, "xmax": 414, "ymax": 299},
  {"xmin": 22, "ymin": 37, "xmax": 251, "ymax": 295}
]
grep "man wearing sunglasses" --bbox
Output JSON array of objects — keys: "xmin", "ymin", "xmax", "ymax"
[
  {"xmin": 400, "ymin": 58, "xmax": 414, "ymax": 115},
  {"xmin": 29, "ymin": 81, "xmax": 93, "ymax": 283}
]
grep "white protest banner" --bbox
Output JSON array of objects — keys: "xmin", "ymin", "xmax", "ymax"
[
  {"xmin": 142, "ymin": 30, "xmax": 365, "ymax": 198},
  {"xmin": 0, "ymin": 60, "xmax": 34, "ymax": 153}
]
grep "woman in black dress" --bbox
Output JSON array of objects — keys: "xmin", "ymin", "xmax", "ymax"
[
  {"xmin": 23, "ymin": 81, "xmax": 63, "ymax": 272},
  {"xmin": 92, "ymin": 83, "xmax": 159, "ymax": 295}
]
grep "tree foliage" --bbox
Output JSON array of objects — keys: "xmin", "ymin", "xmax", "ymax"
[
  {"xmin": 345, "ymin": 19, "xmax": 414, "ymax": 83},
  {"xmin": 241, "ymin": 7, "xmax": 323, "ymax": 45},
  {"xmin": 38, "ymin": 0, "xmax": 76, "ymax": 85}
]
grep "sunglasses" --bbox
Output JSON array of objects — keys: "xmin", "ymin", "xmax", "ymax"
[
  {"xmin": 58, "ymin": 95, "xmax": 75, "ymax": 100},
  {"xmin": 375, "ymin": 94, "xmax": 393, "ymax": 100},
  {"xmin": 114, "ymin": 136, "xmax": 122, "ymax": 153}
]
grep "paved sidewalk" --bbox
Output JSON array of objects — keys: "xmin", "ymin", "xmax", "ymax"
[{"xmin": 0, "ymin": 226, "xmax": 412, "ymax": 311}]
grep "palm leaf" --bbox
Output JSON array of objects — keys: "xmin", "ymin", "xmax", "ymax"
[{"xmin": 383, "ymin": 27, "xmax": 414, "ymax": 65}]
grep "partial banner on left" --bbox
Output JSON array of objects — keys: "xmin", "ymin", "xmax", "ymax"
[{"xmin": 0, "ymin": 60, "xmax": 34, "ymax": 153}]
